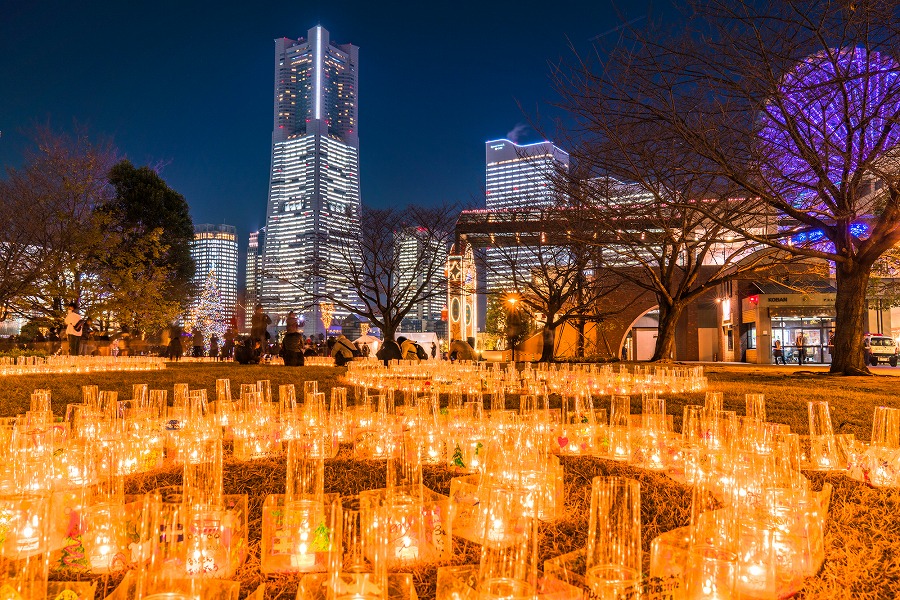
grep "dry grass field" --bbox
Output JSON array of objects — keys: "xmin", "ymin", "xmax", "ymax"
[{"xmin": 2, "ymin": 362, "xmax": 897, "ymax": 599}]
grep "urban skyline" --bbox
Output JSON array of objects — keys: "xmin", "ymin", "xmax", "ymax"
[
  {"xmin": 0, "ymin": 2, "xmax": 642, "ymax": 267},
  {"xmin": 262, "ymin": 26, "xmax": 362, "ymax": 336}
]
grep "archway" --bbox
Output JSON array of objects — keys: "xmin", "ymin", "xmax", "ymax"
[{"xmin": 620, "ymin": 307, "xmax": 660, "ymax": 361}]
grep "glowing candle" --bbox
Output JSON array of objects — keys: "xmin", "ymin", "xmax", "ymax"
[{"xmin": 395, "ymin": 535, "xmax": 419, "ymax": 561}]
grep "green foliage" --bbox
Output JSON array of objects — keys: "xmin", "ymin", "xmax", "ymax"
[
  {"xmin": 81, "ymin": 160, "xmax": 197, "ymax": 334},
  {"xmin": 105, "ymin": 160, "xmax": 196, "ymax": 309},
  {"xmin": 869, "ymin": 248, "xmax": 900, "ymax": 308},
  {"xmin": 2, "ymin": 132, "xmax": 194, "ymax": 337},
  {"xmin": 484, "ymin": 295, "xmax": 507, "ymax": 335},
  {"xmin": 19, "ymin": 318, "xmax": 56, "ymax": 342},
  {"xmin": 450, "ymin": 444, "xmax": 465, "ymax": 468},
  {"xmin": 0, "ymin": 348, "xmax": 49, "ymax": 359}
]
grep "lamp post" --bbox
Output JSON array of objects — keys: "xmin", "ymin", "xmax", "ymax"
[{"xmin": 506, "ymin": 295, "xmax": 519, "ymax": 365}]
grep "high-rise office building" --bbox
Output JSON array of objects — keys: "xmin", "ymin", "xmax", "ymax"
[
  {"xmin": 262, "ymin": 25, "xmax": 361, "ymax": 336},
  {"xmin": 245, "ymin": 228, "xmax": 265, "ymax": 319},
  {"xmin": 396, "ymin": 227, "xmax": 448, "ymax": 332},
  {"xmin": 190, "ymin": 224, "xmax": 238, "ymax": 323},
  {"xmin": 484, "ymin": 139, "xmax": 570, "ymax": 294}
]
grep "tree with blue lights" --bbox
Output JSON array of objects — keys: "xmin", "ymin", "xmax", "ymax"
[{"xmin": 565, "ymin": 0, "xmax": 900, "ymax": 374}]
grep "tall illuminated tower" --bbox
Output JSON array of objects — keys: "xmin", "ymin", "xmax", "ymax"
[
  {"xmin": 484, "ymin": 139, "xmax": 569, "ymax": 295},
  {"xmin": 262, "ymin": 25, "xmax": 361, "ymax": 336}
]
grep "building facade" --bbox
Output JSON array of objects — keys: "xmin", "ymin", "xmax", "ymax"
[
  {"xmin": 725, "ymin": 279, "xmax": 895, "ymax": 365},
  {"xmin": 484, "ymin": 139, "xmax": 569, "ymax": 296},
  {"xmin": 397, "ymin": 227, "xmax": 448, "ymax": 333},
  {"xmin": 262, "ymin": 25, "xmax": 361, "ymax": 336},
  {"xmin": 245, "ymin": 228, "xmax": 265, "ymax": 327},
  {"xmin": 190, "ymin": 224, "xmax": 238, "ymax": 323}
]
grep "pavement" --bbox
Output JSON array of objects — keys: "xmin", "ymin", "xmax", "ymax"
[{"xmin": 684, "ymin": 361, "xmax": 900, "ymax": 376}]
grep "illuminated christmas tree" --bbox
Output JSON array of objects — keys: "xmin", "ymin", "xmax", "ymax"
[{"xmin": 191, "ymin": 269, "xmax": 227, "ymax": 352}]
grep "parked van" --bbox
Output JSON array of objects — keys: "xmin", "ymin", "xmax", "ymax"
[{"xmin": 864, "ymin": 334, "xmax": 898, "ymax": 367}]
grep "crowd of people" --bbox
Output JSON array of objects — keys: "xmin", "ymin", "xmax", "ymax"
[{"xmin": 51, "ymin": 301, "xmax": 477, "ymax": 366}]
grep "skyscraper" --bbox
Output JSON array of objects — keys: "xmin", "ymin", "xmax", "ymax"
[
  {"xmin": 245, "ymin": 228, "xmax": 265, "ymax": 319},
  {"xmin": 190, "ymin": 224, "xmax": 238, "ymax": 323},
  {"xmin": 396, "ymin": 227, "xmax": 448, "ymax": 332},
  {"xmin": 262, "ymin": 26, "xmax": 361, "ymax": 336},
  {"xmin": 484, "ymin": 139, "xmax": 570, "ymax": 294}
]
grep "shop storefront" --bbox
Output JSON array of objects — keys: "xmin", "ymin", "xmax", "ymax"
[{"xmin": 740, "ymin": 291, "xmax": 838, "ymax": 365}]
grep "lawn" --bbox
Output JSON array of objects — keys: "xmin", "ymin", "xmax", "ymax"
[{"xmin": 3, "ymin": 362, "xmax": 898, "ymax": 599}]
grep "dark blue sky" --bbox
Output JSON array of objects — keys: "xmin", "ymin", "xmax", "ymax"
[{"xmin": 0, "ymin": 0, "xmax": 655, "ymax": 250}]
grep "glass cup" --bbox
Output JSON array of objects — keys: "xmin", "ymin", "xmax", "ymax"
[
  {"xmin": 286, "ymin": 434, "xmax": 326, "ymax": 504},
  {"xmin": 304, "ymin": 381, "xmax": 318, "ymax": 403},
  {"xmin": 808, "ymin": 401, "xmax": 840, "ymax": 470},
  {"xmin": 704, "ymin": 391, "xmax": 723, "ymax": 413},
  {"xmin": 133, "ymin": 384, "xmax": 149, "ymax": 407},
  {"xmin": 585, "ymin": 477, "xmax": 642, "ymax": 600},
  {"xmin": 0, "ymin": 494, "xmax": 50, "ymax": 599},
  {"xmin": 331, "ymin": 495, "xmax": 388, "ymax": 598},
  {"xmin": 477, "ymin": 486, "xmax": 538, "ymax": 596},
  {"xmin": 82, "ymin": 385, "xmax": 99, "ymax": 409},
  {"xmin": 872, "ymin": 406, "xmax": 900, "ymax": 448},
  {"xmin": 279, "ymin": 384, "xmax": 297, "ymax": 413},
  {"xmin": 215, "ymin": 379, "xmax": 231, "ymax": 403},
  {"xmin": 684, "ymin": 457, "xmax": 738, "ymax": 600},
  {"xmin": 745, "ymin": 393, "xmax": 766, "ymax": 422},
  {"xmin": 181, "ymin": 437, "xmax": 223, "ymax": 509},
  {"xmin": 608, "ymin": 396, "xmax": 631, "ymax": 461},
  {"xmin": 257, "ymin": 380, "xmax": 273, "ymax": 404},
  {"xmin": 30, "ymin": 390, "xmax": 51, "ymax": 413}
]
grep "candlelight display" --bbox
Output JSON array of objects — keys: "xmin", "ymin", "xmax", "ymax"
[
  {"xmin": 0, "ymin": 363, "xmax": 868, "ymax": 599},
  {"xmin": 437, "ymin": 486, "xmax": 581, "ymax": 600},
  {"xmin": 0, "ymin": 356, "xmax": 165, "ymax": 377},
  {"xmin": 0, "ymin": 494, "xmax": 50, "ymax": 599}
]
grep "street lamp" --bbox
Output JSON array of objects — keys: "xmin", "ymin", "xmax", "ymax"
[{"xmin": 505, "ymin": 294, "xmax": 520, "ymax": 365}]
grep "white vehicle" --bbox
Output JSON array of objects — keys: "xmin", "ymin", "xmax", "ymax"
[{"xmin": 864, "ymin": 334, "xmax": 898, "ymax": 367}]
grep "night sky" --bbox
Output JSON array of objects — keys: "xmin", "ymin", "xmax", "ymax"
[{"xmin": 0, "ymin": 0, "xmax": 655, "ymax": 252}]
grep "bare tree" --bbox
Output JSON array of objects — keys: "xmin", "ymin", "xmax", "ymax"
[
  {"xmin": 3, "ymin": 127, "xmax": 117, "ymax": 324},
  {"xmin": 479, "ymin": 207, "xmax": 622, "ymax": 361},
  {"xmin": 543, "ymin": 102, "xmax": 799, "ymax": 360},
  {"xmin": 576, "ymin": 0, "xmax": 900, "ymax": 374},
  {"xmin": 0, "ymin": 178, "xmax": 53, "ymax": 320},
  {"xmin": 317, "ymin": 203, "xmax": 458, "ymax": 342}
]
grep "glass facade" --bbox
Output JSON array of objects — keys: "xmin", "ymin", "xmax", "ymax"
[
  {"xmin": 770, "ymin": 316, "xmax": 836, "ymax": 364},
  {"xmin": 263, "ymin": 26, "xmax": 361, "ymax": 336},
  {"xmin": 484, "ymin": 139, "xmax": 569, "ymax": 296},
  {"xmin": 190, "ymin": 224, "xmax": 238, "ymax": 323},
  {"xmin": 396, "ymin": 228, "xmax": 448, "ymax": 326}
]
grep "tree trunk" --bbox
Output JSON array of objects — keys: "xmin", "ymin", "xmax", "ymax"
[
  {"xmin": 382, "ymin": 321, "xmax": 397, "ymax": 343},
  {"xmin": 652, "ymin": 301, "xmax": 683, "ymax": 362},
  {"xmin": 830, "ymin": 261, "xmax": 872, "ymax": 376},
  {"xmin": 540, "ymin": 324, "xmax": 556, "ymax": 362},
  {"xmin": 576, "ymin": 317, "xmax": 585, "ymax": 358}
]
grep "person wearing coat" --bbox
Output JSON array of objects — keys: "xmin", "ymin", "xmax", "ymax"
[
  {"xmin": 331, "ymin": 334, "xmax": 357, "ymax": 366},
  {"xmin": 398, "ymin": 336, "xmax": 418, "ymax": 361},
  {"xmin": 376, "ymin": 338, "xmax": 402, "ymax": 366},
  {"xmin": 282, "ymin": 321, "xmax": 305, "ymax": 367}
]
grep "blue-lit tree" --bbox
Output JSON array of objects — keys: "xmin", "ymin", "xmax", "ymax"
[
  {"xmin": 581, "ymin": 0, "xmax": 900, "ymax": 374},
  {"xmin": 752, "ymin": 44, "xmax": 900, "ymax": 373}
]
